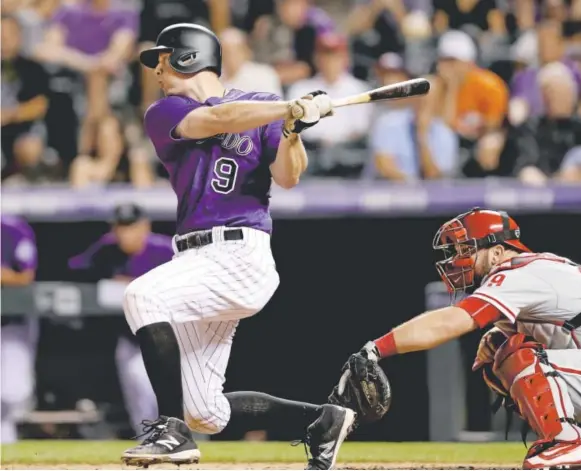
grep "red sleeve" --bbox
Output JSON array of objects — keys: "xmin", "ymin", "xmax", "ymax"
[{"xmin": 455, "ymin": 296, "xmax": 503, "ymax": 328}]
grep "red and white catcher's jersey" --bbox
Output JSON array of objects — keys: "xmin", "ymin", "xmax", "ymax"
[{"xmin": 461, "ymin": 253, "xmax": 581, "ymax": 349}]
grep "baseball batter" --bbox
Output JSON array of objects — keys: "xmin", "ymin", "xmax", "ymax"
[
  {"xmin": 121, "ymin": 23, "xmax": 354, "ymax": 470},
  {"xmin": 1, "ymin": 215, "xmax": 39, "ymax": 444},
  {"xmin": 336, "ymin": 208, "xmax": 581, "ymax": 469},
  {"xmin": 68, "ymin": 203, "xmax": 172, "ymax": 434}
]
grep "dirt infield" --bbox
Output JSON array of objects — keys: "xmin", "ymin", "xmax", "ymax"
[{"xmin": 1, "ymin": 463, "xmax": 521, "ymax": 470}]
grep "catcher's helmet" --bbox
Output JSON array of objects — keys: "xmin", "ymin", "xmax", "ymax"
[
  {"xmin": 433, "ymin": 207, "xmax": 531, "ymax": 292},
  {"xmin": 140, "ymin": 23, "xmax": 222, "ymax": 76}
]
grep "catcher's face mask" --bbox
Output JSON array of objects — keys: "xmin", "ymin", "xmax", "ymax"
[
  {"xmin": 433, "ymin": 217, "xmax": 478, "ymax": 293},
  {"xmin": 433, "ymin": 207, "xmax": 531, "ymax": 294}
]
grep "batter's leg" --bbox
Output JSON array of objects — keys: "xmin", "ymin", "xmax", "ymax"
[
  {"xmin": 120, "ymin": 321, "xmax": 200, "ymax": 466},
  {"xmin": 176, "ymin": 319, "xmax": 355, "ymax": 470},
  {"xmin": 225, "ymin": 392, "xmax": 355, "ymax": 470},
  {"xmin": 114, "ymin": 336, "xmax": 157, "ymax": 434}
]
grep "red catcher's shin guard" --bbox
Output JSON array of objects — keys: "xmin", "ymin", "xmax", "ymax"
[{"xmin": 493, "ymin": 334, "xmax": 578, "ymax": 442}]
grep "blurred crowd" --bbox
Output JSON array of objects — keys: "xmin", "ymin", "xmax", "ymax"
[{"xmin": 2, "ymin": 0, "xmax": 581, "ymax": 186}]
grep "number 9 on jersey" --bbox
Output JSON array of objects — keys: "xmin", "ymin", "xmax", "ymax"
[{"xmin": 211, "ymin": 157, "xmax": 239, "ymax": 194}]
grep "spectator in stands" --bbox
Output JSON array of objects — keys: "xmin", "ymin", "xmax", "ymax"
[
  {"xmin": 1, "ymin": 15, "xmax": 56, "ymax": 184},
  {"xmin": 1, "ymin": 215, "xmax": 39, "ymax": 444},
  {"xmin": 17, "ymin": 0, "xmax": 98, "ymax": 72},
  {"xmin": 428, "ymin": 30, "xmax": 509, "ymax": 143},
  {"xmin": 509, "ymin": 21, "xmax": 581, "ymax": 125},
  {"xmin": 367, "ymin": 53, "xmax": 459, "ymax": 180},
  {"xmin": 14, "ymin": 0, "xmax": 92, "ymax": 176},
  {"xmin": 253, "ymin": 0, "xmax": 336, "ymax": 86},
  {"xmin": 67, "ymin": 203, "xmax": 171, "ymax": 434},
  {"xmin": 433, "ymin": 0, "xmax": 505, "ymax": 35},
  {"xmin": 220, "ymin": 27, "xmax": 283, "ymax": 96},
  {"xmin": 512, "ymin": 62, "xmax": 581, "ymax": 184},
  {"xmin": 287, "ymin": 33, "xmax": 372, "ymax": 177},
  {"xmin": 472, "ymin": 62, "xmax": 581, "ymax": 181},
  {"xmin": 44, "ymin": 0, "xmax": 138, "ymax": 187},
  {"xmin": 348, "ymin": 0, "xmax": 432, "ymax": 80},
  {"xmin": 230, "ymin": 0, "xmax": 275, "ymax": 33}
]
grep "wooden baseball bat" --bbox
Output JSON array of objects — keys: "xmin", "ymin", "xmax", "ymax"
[{"xmin": 331, "ymin": 78, "xmax": 431, "ymax": 108}]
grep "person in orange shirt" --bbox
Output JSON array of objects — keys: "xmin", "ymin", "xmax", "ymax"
[{"xmin": 428, "ymin": 30, "xmax": 509, "ymax": 141}]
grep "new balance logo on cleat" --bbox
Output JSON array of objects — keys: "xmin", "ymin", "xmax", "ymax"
[
  {"xmin": 317, "ymin": 441, "xmax": 337, "ymax": 461},
  {"xmin": 121, "ymin": 416, "xmax": 201, "ymax": 467},
  {"xmin": 157, "ymin": 436, "xmax": 180, "ymax": 451}
]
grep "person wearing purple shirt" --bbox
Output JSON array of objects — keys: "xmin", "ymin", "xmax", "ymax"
[
  {"xmin": 69, "ymin": 204, "xmax": 173, "ymax": 280},
  {"xmin": 45, "ymin": 0, "xmax": 138, "ymax": 188},
  {"xmin": 1, "ymin": 215, "xmax": 38, "ymax": 444},
  {"xmin": 509, "ymin": 23, "xmax": 581, "ymax": 124},
  {"xmin": 120, "ymin": 23, "xmax": 354, "ymax": 470},
  {"xmin": 68, "ymin": 203, "xmax": 170, "ymax": 434}
]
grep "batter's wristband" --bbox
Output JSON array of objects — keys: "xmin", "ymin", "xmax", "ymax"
[{"xmin": 374, "ymin": 332, "xmax": 397, "ymax": 358}]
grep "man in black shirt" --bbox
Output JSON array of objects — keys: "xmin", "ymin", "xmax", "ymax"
[
  {"xmin": 1, "ymin": 15, "xmax": 50, "ymax": 183},
  {"xmin": 510, "ymin": 62, "xmax": 581, "ymax": 183},
  {"xmin": 467, "ymin": 62, "xmax": 581, "ymax": 181},
  {"xmin": 253, "ymin": 0, "xmax": 336, "ymax": 86}
]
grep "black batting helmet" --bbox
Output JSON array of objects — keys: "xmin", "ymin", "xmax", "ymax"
[{"xmin": 139, "ymin": 23, "xmax": 222, "ymax": 76}]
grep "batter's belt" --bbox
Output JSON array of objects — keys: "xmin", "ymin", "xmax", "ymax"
[{"xmin": 176, "ymin": 228, "xmax": 244, "ymax": 252}]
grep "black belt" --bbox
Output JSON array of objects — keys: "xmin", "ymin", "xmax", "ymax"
[
  {"xmin": 176, "ymin": 228, "xmax": 243, "ymax": 252},
  {"xmin": 563, "ymin": 312, "xmax": 581, "ymax": 332}
]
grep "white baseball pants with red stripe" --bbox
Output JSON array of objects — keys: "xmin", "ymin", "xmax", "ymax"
[
  {"xmin": 123, "ymin": 226, "xmax": 279, "ymax": 434},
  {"xmin": 546, "ymin": 350, "xmax": 581, "ymax": 424}
]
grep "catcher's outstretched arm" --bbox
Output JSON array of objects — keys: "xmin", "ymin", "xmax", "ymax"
[{"xmin": 374, "ymin": 306, "xmax": 478, "ymax": 358}]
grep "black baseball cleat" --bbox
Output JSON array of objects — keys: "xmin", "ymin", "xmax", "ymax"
[
  {"xmin": 121, "ymin": 416, "xmax": 201, "ymax": 467},
  {"xmin": 297, "ymin": 404, "xmax": 356, "ymax": 470}
]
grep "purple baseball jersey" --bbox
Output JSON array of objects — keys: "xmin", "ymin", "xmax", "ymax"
[
  {"xmin": 68, "ymin": 233, "xmax": 173, "ymax": 279},
  {"xmin": 144, "ymin": 89, "xmax": 284, "ymax": 235},
  {"xmin": 1, "ymin": 215, "xmax": 38, "ymax": 272}
]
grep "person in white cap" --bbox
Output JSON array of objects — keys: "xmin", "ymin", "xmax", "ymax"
[{"xmin": 427, "ymin": 30, "xmax": 508, "ymax": 141}]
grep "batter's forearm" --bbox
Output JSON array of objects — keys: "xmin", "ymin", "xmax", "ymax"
[
  {"xmin": 270, "ymin": 134, "xmax": 308, "ymax": 189},
  {"xmin": 178, "ymin": 101, "xmax": 290, "ymax": 139}
]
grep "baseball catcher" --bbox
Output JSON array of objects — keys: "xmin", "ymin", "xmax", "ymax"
[{"xmin": 332, "ymin": 207, "xmax": 581, "ymax": 470}]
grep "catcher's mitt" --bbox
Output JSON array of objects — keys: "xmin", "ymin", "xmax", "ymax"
[{"xmin": 328, "ymin": 342, "xmax": 392, "ymax": 424}]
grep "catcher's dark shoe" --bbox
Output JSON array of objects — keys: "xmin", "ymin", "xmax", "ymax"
[
  {"xmin": 121, "ymin": 416, "xmax": 201, "ymax": 467},
  {"xmin": 302, "ymin": 404, "xmax": 356, "ymax": 470}
]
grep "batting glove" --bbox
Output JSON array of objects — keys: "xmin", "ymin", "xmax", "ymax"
[
  {"xmin": 308, "ymin": 90, "xmax": 334, "ymax": 118},
  {"xmin": 283, "ymin": 97, "xmax": 321, "ymax": 138}
]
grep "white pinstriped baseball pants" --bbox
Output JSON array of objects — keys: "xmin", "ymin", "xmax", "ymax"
[{"xmin": 123, "ymin": 227, "xmax": 280, "ymax": 434}]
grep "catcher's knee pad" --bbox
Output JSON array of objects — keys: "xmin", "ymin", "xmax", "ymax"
[
  {"xmin": 123, "ymin": 277, "xmax": 170, "ymax": 334},
  {"xmin": 184, "ymin": 394, "xmax": 230, "ymax": 435},
  {"xmin": 493, "ymin": 334, "xmax": 581, "ymax": 442}
]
